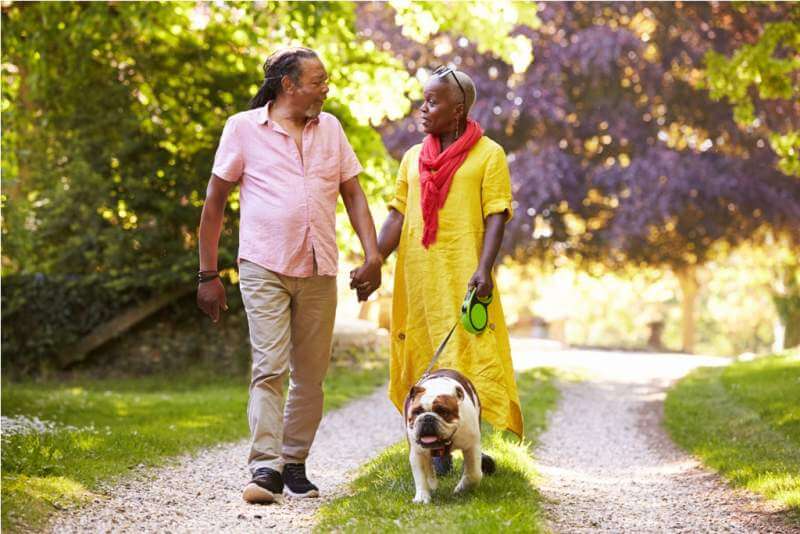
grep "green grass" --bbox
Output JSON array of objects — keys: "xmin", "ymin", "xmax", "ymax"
[
  {"xmin": 665, "ymin": 352, "xmax": 800, "ymax": 524},
  {"xmin": 314, "ymin": 368, "xmax": 560, "ymax": 533},
  {"xmin": 1, "ymin": 358, "xmax": 388, "ymax": 533}
]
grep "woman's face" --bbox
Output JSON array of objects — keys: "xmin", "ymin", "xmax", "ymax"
[{"xmin": 419, "ymin": 77, "xmax": 463, "ymax": 136}]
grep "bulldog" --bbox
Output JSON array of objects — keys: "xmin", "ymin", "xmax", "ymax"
[{"xmin": 403, "ymin": 368, "xmax": 485, "ymax": 504}]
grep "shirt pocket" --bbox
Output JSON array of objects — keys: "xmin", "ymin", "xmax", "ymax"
[{"xmin": 312, "ymin": 147, "xmax": 341, "ymax": 182}]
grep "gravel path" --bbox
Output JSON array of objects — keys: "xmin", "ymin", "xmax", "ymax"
[
  {"xmin": 49, "ymin": 387, "xmax": 403, "ymax": 533},
  {"xmin": 48, "ymin": 340, "xmax": 796, "ymax": 533},
  {"xmin": 511, "ymin": 341, "xmax": 797, "ymax": 534}
]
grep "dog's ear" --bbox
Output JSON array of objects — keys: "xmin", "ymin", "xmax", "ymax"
[
  {"xmin": 409, "ymin": 385, "xmax": 426, "ymax": 400},
  {"xmin": 455, "ymin": 386, "xmax": 464, "ymax": 401}
]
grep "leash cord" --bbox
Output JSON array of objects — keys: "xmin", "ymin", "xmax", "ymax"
[{"xmin": 421, "ymin": 320, "xmax": 458, "ymax": 379}]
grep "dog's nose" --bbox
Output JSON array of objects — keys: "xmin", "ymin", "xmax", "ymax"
[{"xmin": 422, "ymin": 414, "xmax": 437, "ymax": 424}]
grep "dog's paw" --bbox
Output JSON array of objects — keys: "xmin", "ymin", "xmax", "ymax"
[
  {"xmin": 454, "ymin": 477, "xmax": 474, "ymax": 494},
  {"xmin": 412, "ymin": 491, "xmax": 431, "ymax": 504},
  {"xmin": 427, "ymin": 475, "xmax": 438, "ymax": 491}
]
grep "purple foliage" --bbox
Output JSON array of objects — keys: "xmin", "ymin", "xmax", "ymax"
[
  {"xmin": 362, "ymin": 1, "xmax": 800, "ymax": 268},
  {"xmin": 505, "ymin": 146, "xmax": 588, "ymax": 257},
  {"xmin": 593, "ymin": 147, "xmax": 800, "ymax": 265},
  {"xmin": 509, "ymin": 147, "xmax": 587, "ymax": 212},
  {"xmin": 558, "ymin": 26, "xmax": 643, "ymax": 77}
]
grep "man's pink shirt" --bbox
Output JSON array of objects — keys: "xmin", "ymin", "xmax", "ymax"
[{"xmin": 212, "ymin": 103, "xmax": 363, "ymax": 277}]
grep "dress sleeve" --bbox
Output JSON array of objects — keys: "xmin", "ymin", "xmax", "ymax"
[
  {"xmin": 481, "ymin": 144, "xmax": 514, "ymax": 221},
  {"xmin": 387, "ymin": 149, "xmax": 411, "ymax": 215}
]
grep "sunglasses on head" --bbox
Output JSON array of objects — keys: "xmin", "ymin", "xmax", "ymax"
[{"xmin": 433, "ymin": 65, "xmax": 466, "ymax": 106}]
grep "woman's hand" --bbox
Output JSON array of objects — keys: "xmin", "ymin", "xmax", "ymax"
[
  {"xmin": 350, "ymin": 256, "xmax": 382, "ymax": 302},
  {"xmin": 469, "ymin": 212, "xmax": 505, "ymax": 300},
  {"xmin": 468, "ymin": 267, "xmax": 493, "ymax": 298}
]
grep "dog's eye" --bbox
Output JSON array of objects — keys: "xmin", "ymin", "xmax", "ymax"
[
  {"xmin": 433, "ymin": 405, "xmax": 449, "ymax": 416},
  {"xmin": 411, "ymin": 407, "xmax": 424, "ymax": 417}
]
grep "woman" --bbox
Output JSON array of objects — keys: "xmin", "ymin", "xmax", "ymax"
[{"xmin": 370, "ymin": 67, "xmax": 523, "ymax": 468}]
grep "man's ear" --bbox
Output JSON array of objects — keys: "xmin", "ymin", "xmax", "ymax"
[
  {"xmin": 455, "ymin": 386, "xmax": 464, "ymax": 401},
  {"xmin": 281, "ymin": 74, "xmax": 294, "ymax": 94}
]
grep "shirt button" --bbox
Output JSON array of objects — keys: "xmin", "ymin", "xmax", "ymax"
[
  {"xmin": 398, "ymin": 333, "xmax": 406, "ymax": 340},
  {"xmin": 489, "ymin": 323, "xmax": 496, "ymax": 331}
]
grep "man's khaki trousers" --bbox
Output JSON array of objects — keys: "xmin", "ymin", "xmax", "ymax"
[{"xmin": 238, "ymin": 260, "xmax": 337, "ymax": 473}]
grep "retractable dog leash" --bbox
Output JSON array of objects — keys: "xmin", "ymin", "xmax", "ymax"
[
  {"xmin": 420, "ymin": 287, "xmax": 492, "ymax": 379},
  {"xmin": 461, "ymin": 286, "xmax": 493, "ymax": 334},
  {"xmin": 413, "ymin": 287, "xmax": 493, "ymax": 457}
]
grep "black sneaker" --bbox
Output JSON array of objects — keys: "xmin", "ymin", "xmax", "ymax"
[
  {"xmin": 433, "ymin": 452, "xmax": 453, "ymax": 476},
  {"xmin": 283, "ymin": 462, "xmax": 319, "ymax": 498},
  {"xmin": 242, "ymin": 467, "xmax": 283, "ymax": 504}
]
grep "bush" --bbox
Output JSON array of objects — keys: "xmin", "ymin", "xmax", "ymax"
[{"xmin": 1, "ymin": 274, "xmax": 158, "ymax": 375}]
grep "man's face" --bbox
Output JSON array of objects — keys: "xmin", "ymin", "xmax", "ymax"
[
  {"xmin": 286, "ymin": 57, "xmax": 329, "ymax": 118},
  {"xmin": 419, "ymin": 77, "xmax": 463, "ymax": 136}
]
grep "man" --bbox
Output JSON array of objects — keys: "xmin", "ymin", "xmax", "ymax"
[{"xmin": 197, "ymin": 47, "xmax": 381, "ymax": 504}]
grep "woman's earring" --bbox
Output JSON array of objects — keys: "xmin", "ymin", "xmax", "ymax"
[{"xmin": 454, "ymin": 117, "xmax": 460, "ymax": 139}]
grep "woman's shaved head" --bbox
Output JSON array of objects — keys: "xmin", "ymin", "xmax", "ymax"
[
  {"xmin": 420, "ymin": 68, "xmax": 477, "ymax": 137},
  {"xmin": 435, "ymin": 70, "xmax": 476, "ymax": 115}
]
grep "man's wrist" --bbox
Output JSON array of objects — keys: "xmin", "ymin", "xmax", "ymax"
[
  {"xmin": 198, "ymin": 269, "xmax": 220, "ymax": 283},
  {"xmin": 366, "ymin": 253, "xmax": 384, "ymax": 265}
]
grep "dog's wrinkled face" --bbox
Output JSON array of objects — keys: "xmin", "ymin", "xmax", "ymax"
[{"xmin": 405, "ymin": 380, "xmax": 464, "ymax": 448}]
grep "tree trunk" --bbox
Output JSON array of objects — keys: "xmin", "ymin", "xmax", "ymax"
[
  {"xmin": 677, "ymin": 265, "xmax": 698, "ymax": 354},
  {"xmin": 786, "ymin": 315, "xmax": 800, "ymax": 349},
  {"xmin": 773, "ymin": 295, "xmax": 800, "ymax": 350},
  {"xmin": 772, "ymin": 258, "xmax": 800, "ymax": 351},
  {"xmin": 646, "ymin": 320, "xmax": 665, "ymax": 351},
  {"xmin": 9, "ymin": 64, "xmax": 33, "ymax": 204},
  {"xmin": 59, "ymin": 285, "xmax": 194, "ymax": 368}
]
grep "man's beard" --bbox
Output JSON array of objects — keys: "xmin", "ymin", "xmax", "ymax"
[{"xmin": 304, "ymin": 101, "xmax": 323, "ymax": 119}]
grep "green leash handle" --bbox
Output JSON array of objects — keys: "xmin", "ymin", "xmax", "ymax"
[
  {"xmin": 461, "ymin": 287, "xmax": 492, "ymax": 334},
  {"xmin": 419, "ymin": 287, "xmax": 493, "ymax": 380}
]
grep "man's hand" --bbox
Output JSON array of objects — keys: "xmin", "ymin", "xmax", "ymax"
[
  {"xmin": 350, "ymin": 256, "xmax": 382, "ymax": 302},
  {"xmin": 197, "ymin": 175, "xmax": 235, "ymax": 322},
  {"xmin": 197, "ymin": 278, "xmax": 228, "ymax": 323},
  {"xmin": 467, "ymin": 267, "xmax": 493, "ymax": 299},
  {"xmin": 340, "ymin": 177, "xmax": 382, "ymax": 302}
]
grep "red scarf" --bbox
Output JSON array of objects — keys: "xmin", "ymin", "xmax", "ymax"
[{"xmin": 418, "ymin": 118, "xmax": 483, "ymax": 248}]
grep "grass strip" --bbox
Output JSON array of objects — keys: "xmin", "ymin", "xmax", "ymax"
[
  {"xmin": 664, "ymin": 352, "xmax": 800, "ymax": 524},
  {"xmin": 314, "ymin": 367, "xmax": 559, "ymax": 533},
  {"xmin": 1, "ymin": 358, "xmax": 388, "ymax": 532}
]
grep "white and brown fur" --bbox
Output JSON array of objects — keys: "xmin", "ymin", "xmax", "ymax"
[{"xmin": 403, "ymin": 369, "xmax": 482, "ymax": 504}]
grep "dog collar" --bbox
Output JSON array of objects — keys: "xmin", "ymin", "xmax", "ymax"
[{"xmin": 430, "ymin": 442, "xmax": 452, "ymax": 458}]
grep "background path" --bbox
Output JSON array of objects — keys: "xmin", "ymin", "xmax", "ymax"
[
  {"xmin": 50, "ymin": 387, "xmax": 403, "ymax": 533},
  {"xmin": 51, "ymin": 342, "xmax": 796, "ymax": 533},
  {"xmin": 512, "ymin": 341, "xmax": 796, "ymax": 534}
]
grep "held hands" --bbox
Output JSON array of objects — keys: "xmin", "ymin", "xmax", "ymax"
[
  {"xmin": 467, "ymin": 267, "xmax": 493, "ymax": 299},
  {"xmin": 350, "ymin": 256, "xmax": 382, "ymax": 302}
]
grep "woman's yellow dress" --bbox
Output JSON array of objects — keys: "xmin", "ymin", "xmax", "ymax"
[{"xmin": 387, "ymin": 136, "xmax": 523, "ymax": 437}]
